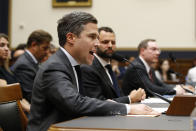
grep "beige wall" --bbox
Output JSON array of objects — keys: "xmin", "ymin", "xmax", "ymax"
[{"xmin": 11, "ymin": 0, "xmax": 196, "ymax": 48}]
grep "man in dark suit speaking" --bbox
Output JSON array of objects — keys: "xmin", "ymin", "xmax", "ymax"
[
  {"xmin": 81, "ymin": 27, "xmax": 146, "ymax": 103},
  {"xmin": 122, "ymin": 39, "xmax": 185, "ymax": 97},
  {"xmin": 27, "ymin": 12, "xmax": 159, "ymax": 131}
]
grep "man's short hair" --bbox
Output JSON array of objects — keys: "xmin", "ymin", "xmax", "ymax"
[
  {"xmin": 138, "ymin": 39, "xmax": 156, "ymax": 53},
  {"xmin": 27, "ymin": 30, "xmax": 52, "ymax": 48},
  {"xmin": 0, "ymin": 33, "xmax": 8, "ymax": 41},
  {"xmin": 98, "ymin": 27, "xmax": 114, "ymax": 34},
  {"xmin": 57, "ymin": 11, "xmax": 97, "ymax": 47}
]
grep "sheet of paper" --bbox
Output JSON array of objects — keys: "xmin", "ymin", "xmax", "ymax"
[
  {"xmin": 141, "ymin": 98, "xmax": 167, "ymax": 103},
  {"xmin": 141, "ymin": 97, "xmax": 173, "ymax": 104},
  {"xmin": 126, "ymin": 114, "xmax": 160, "ymax": 117},
  {"xmin": 152, "ymin": 107, "xmax": 168, "ymax": 113}
]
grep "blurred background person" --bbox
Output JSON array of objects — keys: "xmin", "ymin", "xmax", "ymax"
[
  {"xmin": 0, "ymin": 33, "xmax": 16, "ymax": 85},
  {"xmin": 186, "ymin": 57, "xmax": 196, "ymax": 87},
  {"xmin": 122, "ymin": 39, "xmax": 185, "ymax": 97},
  {"xmin": 10, "ymin": 43, "xmax": 26, "ymax": 66},
  {"xmin": 11, "ymin": 29, "xmax": 52, "ymax": 104},
  {"xmin": 0, "ymin": 33, "xmax": 30, "ymax": 113},
  {"xmin": 155, "ymin": 59, "xmax": 179, "ymax": 82},
  {"xmin": 41, "ymin": 43, "xmax": 57, "ymax": 62}
]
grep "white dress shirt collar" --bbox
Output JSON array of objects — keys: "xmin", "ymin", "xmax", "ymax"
[
  {"xmin": 26, "ymin": 49, "xmax": 38, "ymax": 64},
  {"xmin": 139, "ymin": 56, "xmax": 151, "ymax": 73},
  {"xmin": 60, "ymin": 47, "xmax": 79, "ymax": 67},
  {"xmin": 94, "ymin": 53, "xmax": 110, "ymax": 67}
]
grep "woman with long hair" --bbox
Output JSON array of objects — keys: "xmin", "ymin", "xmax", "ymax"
[
  {"xmin": 0, "ymin": 33, "xmax": 30, "ymax": 113},
  {"xmin": 155, "ymin": 59, "xmax": 178, "ymax": 82}
]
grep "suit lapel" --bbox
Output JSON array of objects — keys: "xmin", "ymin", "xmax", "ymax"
[
  {"xmin": 24, "ymin": 51, "xmax": 39, "ymax": 72},
  {"xmin": 137, "ymin": 57, "xmax": 154, "ymax": 81},
  {"xmin": 93, "ymin": 57, "xmax": 118, "ymax": 96},
  {"xmin": 55, "ymin": 49, "xmax": 78, "ymax": 90}
]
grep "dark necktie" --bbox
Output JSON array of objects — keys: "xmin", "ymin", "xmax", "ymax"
[
  {"xmin": 105, "ymin": 64, "xmax": 121, "ymax": 97},
  {"xmin": 149, "ymin": 68, "xmax": 153, "ymax": 82},
  {"xmin": 74, "ymin": 65, "xmax": 84, "ymax": 95}
]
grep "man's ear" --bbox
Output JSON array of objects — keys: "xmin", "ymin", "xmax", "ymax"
[
  {"xmin": 140, "ymin": 48, "xmax": 145, "ymax": 54},
  {"xmin": 66, "ymin": 32, "xmax": 76, "ymax": 45},
  {"xmin": 31, "ymin": 41, "xmax": 39, "ymax": 51},
  {"xmin": 31, "ymin": 41, "xmax": 37, "ymax": 47}
]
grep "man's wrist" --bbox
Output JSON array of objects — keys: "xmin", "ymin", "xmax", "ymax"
[{"xmin": 125, "ymin": 104, "xmax": 131, "ymax": 114}]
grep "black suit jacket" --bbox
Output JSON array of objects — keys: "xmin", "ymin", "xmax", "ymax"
[
  {"xmin": 81, "ymin": 56, "xmax": 129, "ymax": 104},
  {"xmin": 122, "ymin": 57, "xmax": 176, "ymax": 97},
  {"xmin": 27, "ymin": 49, "xmax": 127, "ymax": 131},
  {"xmin": 11, "ymin": 51, "xmax": 39, "ymax": 102}
]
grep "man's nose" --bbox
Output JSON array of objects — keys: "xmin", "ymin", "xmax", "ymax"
[
  {"xmin": 107, "ymin": 41, "xmax": 112, "ymax": 47},
  {"xmin": 95, "ymin": 39, "xmax": 100, "ymax": 47},
  {"xmin": 4, "ymin": 45, "xmax": 9, "ymax": 51}
]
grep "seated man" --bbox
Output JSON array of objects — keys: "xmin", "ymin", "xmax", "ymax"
[
  {"xmin": 11, "ymin": 30, "xmax": 52, "ymax": 103},
  {"xmin": 81, "ymin": 27, "xmax": 145, "ymax": 103},
  {"xmin": 122, "ymin": 39, "xmax": 185, "ymax": 97}
]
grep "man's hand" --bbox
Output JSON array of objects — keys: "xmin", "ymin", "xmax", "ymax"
[
  {"xmin": 128, "ymin": 104, "xmax": 160, "ymax": 115},
  {"xmin": 129, "ymin": 88, "xmax": 146, "ymax": 103},
  {"xmin": 174, "ymin": 85, "xmax": 185, "ymax": 95}
]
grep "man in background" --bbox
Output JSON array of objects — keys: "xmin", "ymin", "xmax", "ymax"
[
  {"xmin": 81, "ymin": 27, "xmax": 146, "ymax": 103},
  {"xmin": 11, "ymin": 29, "xmax": 52, "ymax": 103},
  {"xmin": 122, "ymin": 39, "xmax": 185, "ymax": 97}
]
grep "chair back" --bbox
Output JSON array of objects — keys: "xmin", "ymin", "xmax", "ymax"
[{"xmin": 0, "ymin": 83, "xmax": 28, "ymax": 131}]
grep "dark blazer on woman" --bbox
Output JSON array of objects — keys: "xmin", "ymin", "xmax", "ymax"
[
  {"xmin": 81, "ymin": 56, "xmax": 129, "ymax": 104},
  {"xmin": 27, "ymin": 49, "xmax": 127, "ymax": 131},
  {"xmin": 122, "ymin": 57, "xmax": 176, "ymax": 97},
  {"xmin": 0, "ymin": 66, "xmax": 18, "ymax": 84}
]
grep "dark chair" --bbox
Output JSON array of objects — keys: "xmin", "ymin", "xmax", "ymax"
[{"xmin": 0, "ymin": 83, "xmax": 28, "ymax": 131}]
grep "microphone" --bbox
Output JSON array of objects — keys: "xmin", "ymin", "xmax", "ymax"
[
  {"xmin": 111, "ymin": 52, "xmax": 171, "ymax": 103},
  {"xmin": 111, "ymin": 53, "xmax": 131, "ymax": 63}
]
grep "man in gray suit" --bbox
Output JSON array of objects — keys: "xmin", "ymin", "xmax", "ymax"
[
  {"xmin": 11, "ymin": 30, "xmax": 52, "ymax": 103},
  {"xmin": 27, "ymin": 12, "xmax": 159, "ymax": 131},
  {"xmin": 81, "ymin": 27, "xmax": 146, "ymax": 103}
]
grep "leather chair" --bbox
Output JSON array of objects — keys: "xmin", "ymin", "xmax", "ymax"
[{"xmin": 0, "ymin": 83, "xmax": 28, "ymax": 131}]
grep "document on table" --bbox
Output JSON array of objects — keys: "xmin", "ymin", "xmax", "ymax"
[
  {"xmin": 126, "ymin": 114, "xmax": 160, "ymax": 117},
  {"xmin": 140, "ymin": 97, "xmax": 171, "ymax": 113},
  {"xmin": 141, "ymin": 97, "xmax": 173, "ymax": 104},
  {"xmin": 152, "ymin": 107, "xmax": 168, "ymax": 113}
]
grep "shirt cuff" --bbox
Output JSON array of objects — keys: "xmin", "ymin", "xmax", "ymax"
[
  {"xmin": 128, "ymin": 95, "xmax": 131, "ymax": 103},
  {"xmin": 125, "ymin": 104, "xmax": 131, "ymax": 114}
]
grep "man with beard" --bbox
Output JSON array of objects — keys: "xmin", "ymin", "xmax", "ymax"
[{"xmin": 81, "ymin": 27, "xmax": 146, "ymax": 103}]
